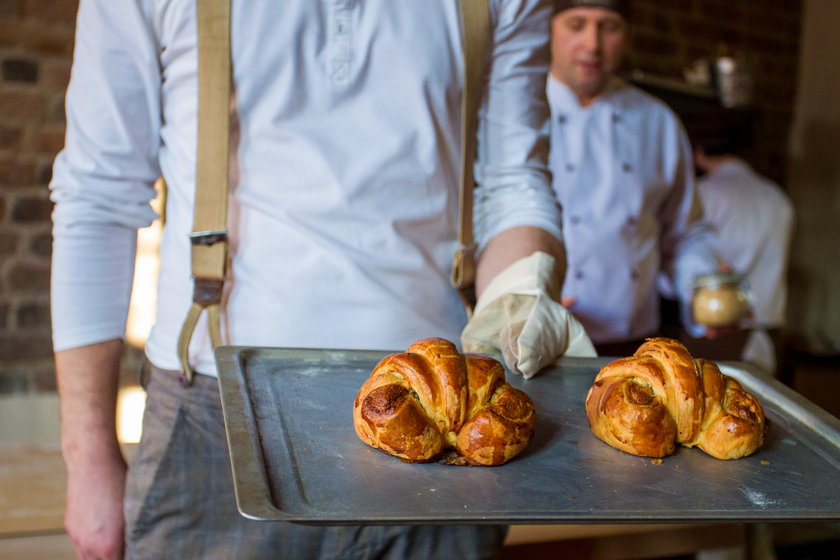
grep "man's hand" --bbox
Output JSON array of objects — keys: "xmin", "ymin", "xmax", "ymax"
[
  {"xmin": 56, "ymin": 339, "xmax": 126, "ymax": 560},
  {"xmin": 65, "ymin": 449, "xmax": 126, "ymax": 559},
  {"xmin": 461, "ymin": 251, "xmax": 596, "ymax": 378}
]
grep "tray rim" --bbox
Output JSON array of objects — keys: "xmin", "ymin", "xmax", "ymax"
[{"xmin": 217, "ymin": 347, "xmax": 283, "ymax": 520}]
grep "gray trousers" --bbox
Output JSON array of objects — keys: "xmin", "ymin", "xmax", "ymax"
[{"xmin": 124, "ymin": 364, "xmax": 507, "ymax": 559}]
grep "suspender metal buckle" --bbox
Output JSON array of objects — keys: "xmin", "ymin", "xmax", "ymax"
[
  {"xmin": 451, "ymin": 243, "xmax": 477, "ymax": 288},
  {"xmin": 190, "ymin": 229, "xmax": 228, "ymax": 246},
  {"xmin": 451, "ymin": 243, "xmax": 478, "ymax": 316}
]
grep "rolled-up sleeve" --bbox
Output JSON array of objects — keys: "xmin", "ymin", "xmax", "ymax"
[
  {"xmin": 473, "ymin": 0, "xmax": 563, "ymax": 249},
  {"xmin": 50, "ymin": 0, "xmax": 162, "ymax": 351}
]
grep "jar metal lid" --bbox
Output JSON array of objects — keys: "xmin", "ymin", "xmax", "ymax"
[{"xmin": 692, "ymin": 272, "xmax": 747, "ymax": 289}]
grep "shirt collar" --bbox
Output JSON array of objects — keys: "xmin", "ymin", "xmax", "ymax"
[
  {"xmin": 547, "ymin": 74, "xmax": 628, "ymax": 115},
  {"xmin": 711, "ymin": 158, "xmax": 752, "ymax": 177}
]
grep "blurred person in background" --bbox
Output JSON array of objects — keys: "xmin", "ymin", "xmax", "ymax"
[{"xmin": 691, "ymin": 123, "xmax": 796, "ymax": 374}]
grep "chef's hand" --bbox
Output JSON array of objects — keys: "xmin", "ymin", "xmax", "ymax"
[{"xmin": 461, "ymin": 251, "xmax": 596, "ymax": 379}]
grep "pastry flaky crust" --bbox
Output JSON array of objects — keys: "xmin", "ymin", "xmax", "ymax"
[
  {"xmin": 584, "ymin": 337, "xmax": 766, "ymax": 460},
  {"xmin": 353, "ymin": 337, "xmax": 536, "ymax": 466}
]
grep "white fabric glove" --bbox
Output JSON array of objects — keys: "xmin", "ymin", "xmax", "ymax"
[{"xmin": 460, "ymin": 251, "xmax": 596, "ymax": 379}]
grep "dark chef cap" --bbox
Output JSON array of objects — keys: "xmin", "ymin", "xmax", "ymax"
[{"xmin": 554, "ymin": 0, "xmax": 631, "ymax": 19}]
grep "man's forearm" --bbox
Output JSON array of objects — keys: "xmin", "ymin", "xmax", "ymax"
[
  {"xmin": 475, "ymin": 226, "xmax": 566, "ymax": 297},
  {"xmin": 56, "ymin": 339, "xmax": 125, "ymax": 471}
]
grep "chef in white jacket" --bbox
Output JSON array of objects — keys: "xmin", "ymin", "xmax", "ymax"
[{"xmin": 546, "ymin": 0, "xmax": 721, "ymax": 355}]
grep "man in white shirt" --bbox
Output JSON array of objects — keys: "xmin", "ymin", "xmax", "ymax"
[
  {"xmin": 693, "ymin": 133, "xmax": 795, "ymax": 374},
  {"xmin": 547, "ymin": 0, "xmax": 721, "ymax": 355},
  {"xmin": 50, "ymin": 2, "xmax": 592, "ymax": 559}
]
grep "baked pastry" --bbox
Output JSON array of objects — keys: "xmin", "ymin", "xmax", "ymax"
[
  {"xmin": 353, "ymin": 337, "xmax": 536, "ymax": 466},
  {"xmin": 584, "ymin": 337, "xmax": 765, "ymax": 460}
]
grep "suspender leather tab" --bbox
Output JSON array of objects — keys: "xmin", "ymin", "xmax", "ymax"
[{"xmin": 192, "ymin": 277, "xmax": 225, "ymax": 306}]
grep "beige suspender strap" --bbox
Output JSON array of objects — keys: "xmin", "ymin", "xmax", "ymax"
[
  {"xmin": 177, "ymin": 0, "xmax": 232, "ymax": 382},
  {"xmin": 452, "ymin": 0, "xmax": 490, "ymax": 316}
]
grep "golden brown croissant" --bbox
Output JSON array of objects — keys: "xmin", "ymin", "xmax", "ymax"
[
  {"xmin": 353, "ymin": 337, "xmax": 536, "ymax": 466},
  {"xmin": 584, "ymin": 337, "xmax": 765, "ymax": 460}
]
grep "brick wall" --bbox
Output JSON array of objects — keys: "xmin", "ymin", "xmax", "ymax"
[
  {"xmin": 1, "ymin": 0, "xmax": 77, "ymax": 391},
  {"xmin": 0, "ymin": 0, "xmax": 804, "ymax": 392},
  {"xmin": 626, "ymin": 0, "xmax": 803, "ymax": 184}
]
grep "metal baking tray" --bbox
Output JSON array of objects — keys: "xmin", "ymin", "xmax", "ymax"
[{"xmin": 215, "ymin": 346, "xmax": 840, "ymax": 525}]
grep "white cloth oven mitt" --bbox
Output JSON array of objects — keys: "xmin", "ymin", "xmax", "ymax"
[{"xmin": 461, "ymin": 251, "xmax": 596, "ymax": 379}]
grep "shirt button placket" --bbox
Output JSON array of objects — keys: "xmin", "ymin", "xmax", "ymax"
[
  {"xmin": 612, "ymin": 111, "xmax": 633, "ymax": 174},
  {"xmin": 328, "ymin": 0, "xmax": 353, "ymax": 83},
  {"xmin": 555, "ymin": 115, "xmax": 575, "ymax": 173}
]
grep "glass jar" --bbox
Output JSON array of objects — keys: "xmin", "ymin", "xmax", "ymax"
[{"xmin": 691, "ymin": 273, "xmax": 751, "ymax": 327}]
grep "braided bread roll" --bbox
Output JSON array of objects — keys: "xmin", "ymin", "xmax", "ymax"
[
  {"xmin": 353, "ymin": 337, "xmax": 536, "ymax": 466},
  {"xmin": 585, "ymin": 338, "xmax": 765, "ymax": 460}
]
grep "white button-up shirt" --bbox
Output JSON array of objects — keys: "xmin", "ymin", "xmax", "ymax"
[
  {"xmin": 50, "ymin": 0, "xmax": 562, "ymax": 375},
  {"xmin": 547, "ymin": 76, "xmax": 719, "ymax": 343},
  {"xmin": 697, "ymin": 159, "xmax": 795, "ymax": 328}
]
